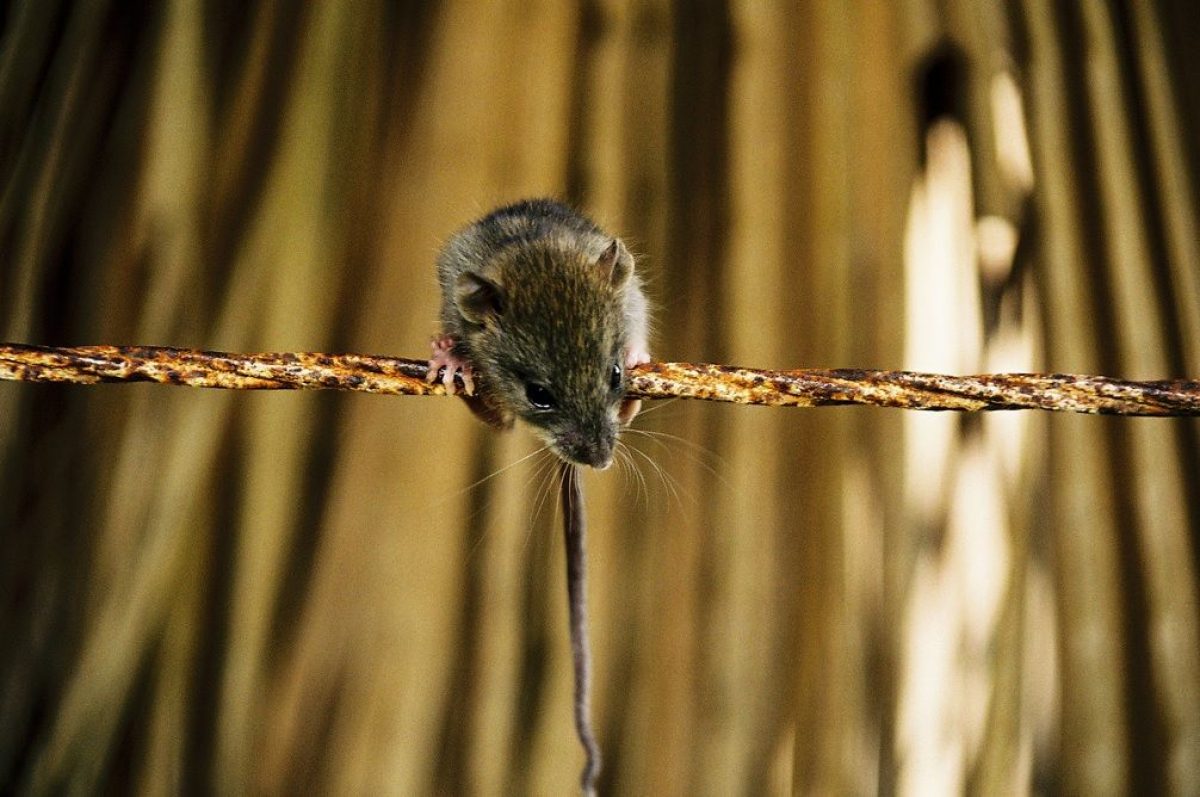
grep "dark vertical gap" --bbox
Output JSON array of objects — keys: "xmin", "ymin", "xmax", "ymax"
[
  {"xmin": 266, "ymin": 393, "xmax": 342, "ymax": 665},
  {"xmin": 1051, "ymin": 5, "xmax": 1119, "ymax": 376},
  {"xmin": 1007, "ymin": 4, "xmax": 1084, "ymax": 789},
  {"xmin": 760, "ymin": 4, "xmax": 817, "ymax": 793},
  {"xmin": 1002, "ymin": 1, "xmax": 1038, "ymax": 333},
  {"xmin": 1108, "ymin": 0, "xmax": 1200, "ymax": 605},
  {"xmin": 184, "ymin": 414, "xmax": 245, "ymax": 795},
  {"xmin": 505, "ymin": 501, "xmax": 557, "ymax": 794},
  {"xmin": 1107, "ymin": 1, "xmax": 1188, "ymax": 378},
  {"xmin": 375, "ymin": 0, "xmax": 442, "ymax": 147},
  {"xmin": 0, "ymin": 0, "xmax": 70, "ymax": 204},
  {"xmin": 0, "ymin": 387, "xmax": 94, "ymax": 789},
  {"xmin": 1154, "ymin": 0, "xmax": 1200, "ymax": 193},
  {"xmin": 0, "ymin": 3, "xmax": 160, "ymax": 789},
  {"xmin": 326, "ymin": 0, "xmax": 439, "ymax": 312},
  {"xmin": 276, "ymin": 665, "xmax": 349, "ymax": 797},
  {"xmin": 267, "ymin": 0, "xmax": 439, "ymax": 670},
  {"xmin": 0, "ymin": 2, "xmax": 155, "ymax": 345},
  {"xmin": 91, "ymin": 645, "xmax": 159, "ymax": 795},
  {"xmin": 914, "ymin": 41, "xmax": 968, "ymax": 133},
  {"xmin": 665, "ymin": 0, "xmax": 732, "ymax": 364},
  {"xmin": 1176, "ymin": 416, "xmax": 1200, "ymax": 591},
  {"xmin": 204, "ymin": 0, "xmax": 260, "ymax": 118},
  {"xmin": 563, "ymin": 0, "xmax": 603, "ymax": 207},
  {"xmin": 75, "ymin": 0, "xmax": 162, "ymax": 342},
  {"xmin": 596, "ymin": 594, "xmax": 634, "ymax": 795},
  {"xmin": 1106, "ymin": 412, "xmax": 1166, "ymax": 795},
  {"xmin": 430, "ymin": 446, "xmax": 492, "ymax": 796},
  {"xmin": 1055, "ymin": 3, "xmax": 1165, "ymax": 792},
  {"xmin": 668, "ymin": 2, "xmax": 732, "ymax": 793},
  {"xmin": 994, "ymin": 4, "xmax": 1072, "ymax": 794},
  {"xmin": 200, "ymin": 3, "xmax": 312, "ymax": 323},
  {"xmin": 263, "ymin": 4, "xmax": 442, "ymax": 743},
  {"xmin": 620, "ymin": 3, "xmax": 669, "ymax": 239}
]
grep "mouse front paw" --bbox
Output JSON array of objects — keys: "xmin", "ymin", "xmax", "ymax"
[
  {"xmin": 426, "ymin": 335, "xmax": 476, "ymax": 395},
  {"xmin": 624, "ymin": 344, "xmax": 651, "ymax": 370},
  {"xmin": 619, "ymin": 344, "xmax": 650, "ymax": 425}
]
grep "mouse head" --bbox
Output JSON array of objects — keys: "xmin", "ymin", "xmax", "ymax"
[{"xmin": 455, "ymin": 236, "xmax": 636, "ymax": 469}]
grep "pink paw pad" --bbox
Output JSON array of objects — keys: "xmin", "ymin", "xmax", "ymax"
[
  {"xmin": 426, "ymin": 336, "xmax": 475, "ymax": 395},
  {"xmin": 624, "ymin": 347, "xmax": 651, "ymax": 369}
]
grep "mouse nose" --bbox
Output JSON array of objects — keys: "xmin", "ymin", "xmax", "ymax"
[
  {"xmin": 572, "ymin": 441, "xmax": 613, "ymax": 470},
  {"xmin": 557, "ymin": 429, "xmax": 614, "ymax": 470},
  {"xmin": 584, "ymin": 447, "xmax": 614, "ymax": 470}
]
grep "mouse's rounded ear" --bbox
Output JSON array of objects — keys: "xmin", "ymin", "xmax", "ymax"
[
  {"xmin": 595, "ymin": 238, "xmax": 634, "ymax": 289},
  {"xmin": 455, "ymin": 271, "xmax": 505, "ymax": 324}
]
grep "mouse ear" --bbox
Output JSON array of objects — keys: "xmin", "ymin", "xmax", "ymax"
[
  {"xmin": 455, "ymin": 271, "xmax": 505, "ymax": 324},
  {"xmin": 595, "ymin": 238, "xmax": 633, "ymax": 289}
]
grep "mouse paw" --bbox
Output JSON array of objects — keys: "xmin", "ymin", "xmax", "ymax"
[
  {"xmin": 624, "ymin": 345, "xmax": 651, "ymax": 370},
  {"xmin": 426, "ymin": 335, "xmax": 475, "ymax": 395},
  {"xmin": 619, "ymin": 344, "xmax": 650, "ymax": 425}
]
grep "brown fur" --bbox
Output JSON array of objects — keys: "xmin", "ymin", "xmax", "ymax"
[{"xmin": 435, "ymin": 199, "xmax": 649, "ymax": 468}]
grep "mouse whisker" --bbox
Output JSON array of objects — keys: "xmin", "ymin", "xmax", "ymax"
[
  {"xmin": 526, "ymin": 452, "xmax": 557, "ymax": 512},
  {"xmin": 521, "ymin": 452, "xmax": 558, "ymax": 528},
  {"xmin": 624, "ymin": 425, "xmax": 725, "ymax": 465},
  {"xmin": 628, "ymin": 397, "xmax": 681, "ymax": 420},
  {"xmin": 624, "ymin": 443, "xmax": 651, "ymax": 507},
  {"xmin": 623, "ymin": 438, "xmax": 688, "ymax": 515},
  {"xmin": 622, "ymin": 427, "xmax": 729, "ymax": 487},
  {"xmin": 433, "ymin": 443, "xmax": 553, "ymax": 507},
  {"xmin": 616, "ymin": 437, "xmax": 654, "ymax": 508},
  {"xmin": 456, "ymin": 446, "xmax": 556, "ymax": 563},
  {"xmin": 464, "ymin": 506, "xmax": 495, "ymax": 564},
  {"xmin": 623, "ymin": 444, "xmax": 646, "ymax": 506},
  {"xmin": 525, "ymin": 454, "xmax": 565, "ymax": 549},
  {"xmin": 613, "ymin": 441, "xmax": 647, "ymax": 507}
]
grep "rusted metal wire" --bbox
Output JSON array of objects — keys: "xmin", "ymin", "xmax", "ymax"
[{"xmin": 1, "ymin": 343, "xmax": 1198, "ymax": 416}]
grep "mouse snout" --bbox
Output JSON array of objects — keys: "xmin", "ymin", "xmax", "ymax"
[{"xmin": 555, "ymin": 426, "xmax": 616, "ymax": 470}]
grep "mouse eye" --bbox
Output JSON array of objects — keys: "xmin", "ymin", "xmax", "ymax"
[
  {"xmin": 525, "ymin": 382, "xmax": 555, "ymax": 410},
  {"xmin": 609, "ymin": 362, "xmax": 623, "ymax": 392}
]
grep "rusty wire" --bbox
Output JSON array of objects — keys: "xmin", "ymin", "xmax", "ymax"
[{"xmin": 1, "ymin": 343, "xmax": 1199, "ymax": 416}]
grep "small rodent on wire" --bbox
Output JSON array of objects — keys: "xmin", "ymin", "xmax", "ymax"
[{"xmin": 427, "ymin": 199, "xmax": 650, "ymax": 469}]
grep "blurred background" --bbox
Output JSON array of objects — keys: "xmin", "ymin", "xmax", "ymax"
[{"xmin": 2, "ymin": 1, "xmax": 1200, "ymax": 794}]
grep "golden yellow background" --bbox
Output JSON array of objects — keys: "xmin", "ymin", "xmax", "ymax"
[{"xmin": 2, "ymin": 2, "xmax": 1199, "ymax": 794}]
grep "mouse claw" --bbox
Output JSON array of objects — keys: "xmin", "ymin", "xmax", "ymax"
[
  {"xmin": 440, "ymin": 362, "xmax": 458, "ymax": 394},
  {"xmin": 440, "ymin": 359, "xmax": 475, "ymax": 396},
  {"xmin": 428, "ymin": 335, "xmax": 475, "ymax": 396}
]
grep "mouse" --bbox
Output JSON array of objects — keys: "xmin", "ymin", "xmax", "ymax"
[{"xmin": 426, "ymin": 198, "xmax": 651, "ymax": 469}]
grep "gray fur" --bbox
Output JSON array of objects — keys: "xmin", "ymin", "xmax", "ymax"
[{"xmin": 436, "ymin": 199, "xmax": 648, "ymax": 468}]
